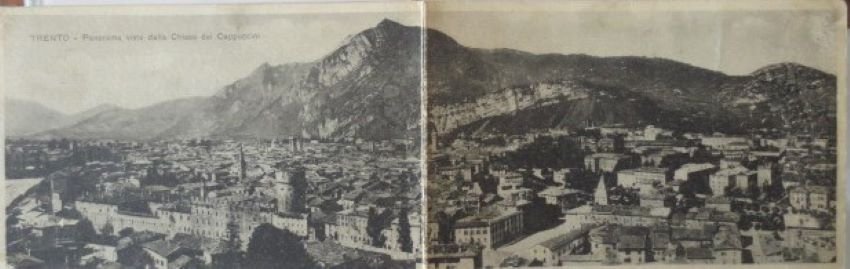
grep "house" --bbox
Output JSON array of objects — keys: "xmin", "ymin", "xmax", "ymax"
[
  {"xmin": 617, "ymin": 167, "xmax": 670, "ymax": 194},
  {"xmin": 747, "ymin": 232, "xmax": 783, "ymax": 264},
  {"xmin": 712, "ymin": 225, "xmax": 742, "ymax": 264},
  {"xmin": 529, "ymin": 225, "xmax": 594, "ymax": 266},
  {"xmin": 617, "ymin": 234, "xmax": 648, "ymax": 264},
  {"xmin": 789, "ymin": 185, "xmax": 830, "ymax": 211},
  {"xmin": 672, "ymin": 227, "xmax": 713, "ymax": 248},
  {"xmin": 756, "ymin": 163, "xmax": 778, "ymax": 187},
  {"xmin": 426, "ymin": 244, "xmax": 481, "ymax": 269},
  {"xmin": 589, "ymin": 225, "xmax": 618, "ymax": 262},
  {"xmin": 81, "ymin": 243, "xmax": 118, "ymax": 264},
  {"xmin": 705, "ymin": 196, "xmax": 732, "ymax": 212},
  {"xmin": 638, "ymin": 190, "xmax": 665, "ymax": 208},
  {"xmin": 649, "ymin": 231, "xmax": 671, "ymax": 262},
  {"xmin": 454, "ymin": 208, "xmax": 523, "ymax": 249},
  {"xmin": 673, "ymin": 163, "xmax": 717, "ymax": 186},
  {"xmin": 538, "ymin": 187, "xmax": 585, "ymax": 212},
  {"xmin": 684, "ymin": 247, "xmax": 715, "ymax": 264},
  {"xmin": 142, "ymin": 240, "xmax": 201, "ymax": 269},
  {"xmin": 584, "ymin": 153, "xmax": 634, "ymax": 173},
  {"xmin": 709, "ymin": 167, "xmax": 755, "ymax": 196},
  {"xmin": 801, "ymin": 234, "xmax": 836, "ymax": 262}
]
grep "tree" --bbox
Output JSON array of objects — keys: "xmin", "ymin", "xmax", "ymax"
[
  {"xmin": 244, "ymin": 224, "xmax": 316, "ymax": 269},
  {"xmin": 397, "ymin": 208, "xmax": 413, "ymax": 253},
  {"xmin": 76, "ymin": 218, "xmax": 98, "ymax": 243},
  {"xmin": 216, "ymin": 215, "xmax": 243, "ymax": 269},
  {"xmin": 366, "ymin": 207, "xmax": 386, "ymax": 247},
  {"xmin": 101, "ymin": 223, "xmax": 114, "ymax": 236},
  {"xmin": 118, "ymin": 227, "xmax": 135, "ymax": 238}
]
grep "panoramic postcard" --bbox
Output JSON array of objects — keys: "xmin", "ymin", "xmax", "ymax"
[
  {"xmin": 2, "ymin": 3, "xmax": 423, "ymax": 268},
  {"xmin": 425, "ymin": 0, "xmax": 845, "ymax": 268},
  {"xmin": 1, "ymin": 1, "xmax": 846, "ymax": 269}
]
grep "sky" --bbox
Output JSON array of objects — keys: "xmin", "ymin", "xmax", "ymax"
[
  {"xmin": 4, "ymin": 7, "xmax": 421, "ymax": 114},
  {"xmin": 427, "ymin": 8, "xmax": 841, "ymax": 76}
]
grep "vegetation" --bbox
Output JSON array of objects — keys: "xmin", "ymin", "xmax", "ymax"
[{"xmin": 244, "ymin": 224, "xmax": 316, "ymax": 269}]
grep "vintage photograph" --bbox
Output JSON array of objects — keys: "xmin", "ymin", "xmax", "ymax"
[
  {"xmin": 2, "ymin": 3, "xmax": 423, "ymax": 268},
  {"xmin": 425, "ymin": 1, "xmax": 844, "ymax": 268}
]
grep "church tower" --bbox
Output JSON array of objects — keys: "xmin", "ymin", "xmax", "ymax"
[
  {"xmin": 274, "ymin": 168, "xmax": 307, "ymax": 213},
  {"xmin": 50, "ymin": 178, "xmax": 61, "ymax": 214},
  {"xmin": 594, "ymin": 175, "xmax": 608, "ymax": 205},
  {"xmin": 239, "ymin": 143, "xmax": 247, "ymax": 181}
]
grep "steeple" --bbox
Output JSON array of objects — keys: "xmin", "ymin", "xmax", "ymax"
[
  {"xmin": 239, "ymin": 143, "xmax": 246, "ymax": 181},
  {"xmin": 594, "ymin": 175, "xmax": 608, "ymax": 205},
  {"xmin": 201, "ymin": 172, "xmax": 209, "ymax": 200}
]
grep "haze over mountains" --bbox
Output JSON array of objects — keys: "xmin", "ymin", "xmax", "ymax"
[
  {"xmin": 5, "ymin": 19, "xmax": 836, "ymax": 142},
  {"xmin": 5, "ymin": 98, "xmax": 120, "ymax": 137}
]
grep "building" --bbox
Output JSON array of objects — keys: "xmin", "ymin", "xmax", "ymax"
[
  {"xmin": 644, "ymin": 125, "xmax": 662, "ymax": 141},
  {"xmin": 709, "ymin": 167, "xmax": 755, "ymax": 196},
  {"xmin": 584, "ymin": 153, "xmax": 634, "ymax": 173},
  {"xmin": 747, "ymin": 232, "xmax": 783, "ymax": 264},
  {"xmin": 789, "ymin": 185, "xmax": 831, "ymax": 211},
  {"xmin": 589, "ymin": 225, "xmax": 617, "ymax": 262},
  {"xmin": 617, "ymin": 167, "xmax": 670, "ymax": 193},
  {"xmin": 426, "ymin": 244, "xmax": 481, "ymax": 269},
  {"xmin": 616, "ymin": 227, "xmax": 649, "ymax": 264},
  {"xmin": 454, "ymin": 208, "xmax": 523, "ymax": 249},
  {"xmin": 673, "ymin": 163, "xmax": 717, "ymax": 186},
  {"xmin": 638, "ymin": 190, "xmax": 665, "ymax": 208},
  {"xmin": 273, "ymin": 168, "xmax": 308, "ymax": 214},
  {"xmin": 700, "ymin": 136, "xmax": 749, "ymax": 149},
  {"xmin": 76, "ymin": 193, "xmax": 308, "ymax": 250},
  {"xmin": 712, "ymin": 225, "xmax": 742, "ymax": 264},
  {"xmin": 684, "ymin": 248, "xmax": 715, "ymax": 264},
  {"xmin": 142, "ymin": 240, "xmax": 201, "ymax": 269},
  {"xmin": 756, "ymin": 163, "xmax": 777, "ymax": 187},
  {"xmin": 538, "ymin": 187, "xmax": 584, "ymax": 212},
  {"xmin": 530, "ymin": 226, "xmax": 593, "ymax": 266},
  {"xmin": 594, "ymin": 177, "xmax": 608, "ymax": 205},
  {"xmin": 704, "ymin": 196, "xmax": 732, "ymax": 212}
]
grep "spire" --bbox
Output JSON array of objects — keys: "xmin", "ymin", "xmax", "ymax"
[
  {"xmin": 239, "ymin": 143, "xmax": 246, "ymax": 181},
  {"xmin": 595, "ymin": 175, "xmax": 608, "ymax": 205},
  {"xmin": 202, "ymin": 172, "xmax": 209, "ymax": 200}
]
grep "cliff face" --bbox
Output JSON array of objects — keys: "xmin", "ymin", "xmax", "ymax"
[
  {"xmin": 427, "ymin": 29, "xmax": 837, "ymax": 139},
  {"xmin": 40, "ymin": 19, "xmax": 422, "ymax": 142}
]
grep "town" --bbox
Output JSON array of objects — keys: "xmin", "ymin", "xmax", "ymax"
[
  {"xmin": 6, "ymin": 137, "xmax": 422, "ymax": 268},
  {"xmin": 426, "ymin": 124, "xmax": 836, "ymax": 268}
]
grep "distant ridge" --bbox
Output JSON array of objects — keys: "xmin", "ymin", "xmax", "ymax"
[
  {"xmin": 32, "ymin": 19, "xmax": 422, "ymax": 142},
  {"xmin": 5, "ymin": 98, "xmax": 123, "ymax": 137},
  {"xmin": 9, "ymin": 19, "xmax": 835, "ymax": 142},
  {"xmin": 426, "ymin": 26, "xmax": 836, "ymax": 139}
]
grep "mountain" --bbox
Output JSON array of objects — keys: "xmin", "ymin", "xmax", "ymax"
[
  {"xmin": 5, "ymin": 99, "xmax": 124, "ymax": 137},
  {"xmin": 5, "ymin": 98, "xmax": 68, "ymax": 137},
  {"xmin": 37, "ymin": 19, "xmax": 422, "ymax": 141},
  {"xmin": 65, "ymin": 103, "xmax": 122, "ymax": 125},
  {"xmin": 19, "ymin": 20, "xmax": 836, "ymax": 142},
  {"xmin": 426, "ymin": 28, "xmax": 837, "ymax": 140}
]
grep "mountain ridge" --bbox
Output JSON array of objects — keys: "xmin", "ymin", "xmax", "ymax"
[{"xmin": 8, "ymin": 19, "xmax": 835, "ymax": 143}]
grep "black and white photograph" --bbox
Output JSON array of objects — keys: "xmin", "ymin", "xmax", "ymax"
[
  {"xmin": 2, "ymin": 3, "xmax": 424, "ymax": 268},
  {"xmin": 425, "ymin": 1, "xmax": 844, "ymax": 268}
]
